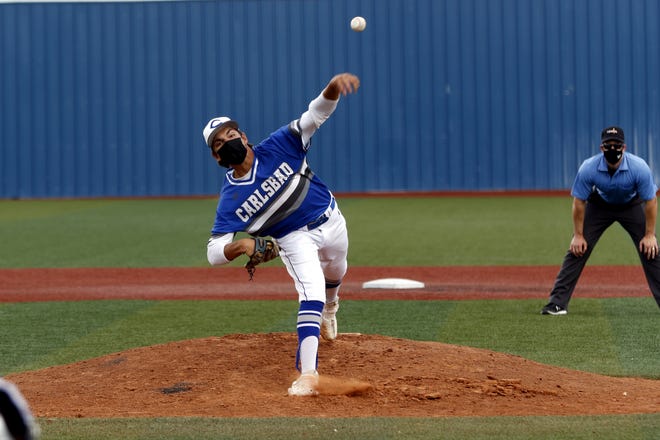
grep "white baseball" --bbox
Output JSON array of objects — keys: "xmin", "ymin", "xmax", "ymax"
[{"xmin": 350, "ymin": 16, "xmax": 366, "ymax": 32}]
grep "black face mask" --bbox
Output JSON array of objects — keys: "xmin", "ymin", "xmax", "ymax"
[
  {"xmin": 603, "ymin": 149, "xmax": 623, "ymax": 165},
  {"xmin": 216, "ymin": 138, "xmax": 247, "ymax": 168}
]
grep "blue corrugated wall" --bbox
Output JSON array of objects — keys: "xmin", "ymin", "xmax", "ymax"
[{"xmin": 1, "ymin": 0, "xmax": 659, "ymax": 198}]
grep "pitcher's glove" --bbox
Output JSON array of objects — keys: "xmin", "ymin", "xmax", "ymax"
[{"xmin": 245, "ymin": 237, "xmax": 280, "ymax": 280}]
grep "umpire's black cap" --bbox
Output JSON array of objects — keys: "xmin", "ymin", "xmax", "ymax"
[{"xmin": 601, "ymin": 126, "xmax": 625, "ymax": 143}]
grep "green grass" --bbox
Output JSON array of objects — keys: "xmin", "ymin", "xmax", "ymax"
[
  {"xmin": 340, "ymin": 196, "xmax": 640, "ymax": 266},
  {"xmin": 432, "ymin": 298, "xmax": 660, "ymax": 377},
  {"xmin": 0, "ymin": 197, "xmax": 643, "ymax": 267},
  {"xmin": 2, "ymin": 298, "xmax": 658, "ymax": 378},
  {"xmin": 0, "ymin": 300, "xmax": 294, "ymax": 374},
  {"xmin": 1, "ymin": 196, "xmax": 658, "ymax": 439},
  {"xmin": 35, "ymin": 414, "xmax": 660, "ymax": 440},
  {"xmin": 0, "ymin": 199, "xmax": 213, "ymax": 268}
]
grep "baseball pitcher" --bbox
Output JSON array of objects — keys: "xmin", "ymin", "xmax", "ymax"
[{"xmin": 203, "ymin": 73, "xmax": 360, "ymax": 396}]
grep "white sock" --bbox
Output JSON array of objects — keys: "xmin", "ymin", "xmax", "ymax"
[{"xmin": 299, "ymin": 336, "xmax": 319, "ymax": 374}]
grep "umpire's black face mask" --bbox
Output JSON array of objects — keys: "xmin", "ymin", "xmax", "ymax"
[
  {"xmin": 215, "ymin": 137, "xmax": 248, "ymax": 168},
  {"xmin": 602, "ymin": 143, "xmax": 624, "ymax": 165}
]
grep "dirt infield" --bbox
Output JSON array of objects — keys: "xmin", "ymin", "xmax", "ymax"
[
  {"xmin": 3, "ymin": 265, "xmax": 660, "ymax": 418},
  {"xmin": 0, "ymin": 265, "xmax": 652, "ymax": 302}
]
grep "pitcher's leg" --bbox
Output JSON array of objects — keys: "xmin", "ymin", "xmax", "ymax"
[
  {"xmin": 276, "ymin": 231, "xmax": 326, "ymax": 396},
  {"xmin": 318, "ymin": 209, "xmax": 348, "ymax": 340},
  {"xmin": 318, "ymin": 208, "xmax": 348, "ymax": 290},
  {"xmin": 277, "ymin": 231, "xmax": 326, "ymax": 303}
]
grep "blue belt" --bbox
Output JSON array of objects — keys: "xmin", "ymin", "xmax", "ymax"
[{"xmin": 306, "ymin": 198, "xmax": 336, "ymax": 230}]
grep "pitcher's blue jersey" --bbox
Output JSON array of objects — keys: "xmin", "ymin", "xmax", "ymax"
[{"xmin": 211, "ymin": 122, "xmax": 333, "ymax": 239}]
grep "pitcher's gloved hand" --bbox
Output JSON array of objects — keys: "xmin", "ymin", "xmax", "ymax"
[{"xmin": 245, "ymin": 237, "xmax": 280, "ymax": 280}]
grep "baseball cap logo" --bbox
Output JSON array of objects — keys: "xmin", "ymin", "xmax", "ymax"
[
  {"xmin": 203, "ymin": 116, "xmax": 238, "ymax": 147},
  {"xmin": 601, "ymin": 126, "xmax": 624, "ymax": 143},
  {"xmin": 210, "ymin": 118, "xmax": 227, "ymax": 128}
]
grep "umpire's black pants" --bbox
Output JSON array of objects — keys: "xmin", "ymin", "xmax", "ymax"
[{"xmin": 548, "ymin": 198, "xmax": 660, "ymax": 310}]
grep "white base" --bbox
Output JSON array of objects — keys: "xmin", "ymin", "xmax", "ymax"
[{"xmin": 362, "ymin": 278, "xmax": 425, "ymax": 289}]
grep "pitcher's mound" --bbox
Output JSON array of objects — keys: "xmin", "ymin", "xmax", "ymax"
[{"xmin": 6, "ymin": 333, "xmax": 660, "ymax": 418}]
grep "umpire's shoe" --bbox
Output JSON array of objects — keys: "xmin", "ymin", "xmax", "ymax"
[
  {"xmin": 320, "ymin": 301, "xmax": 339, "ymax": 341},
  {"xmin": 541, "ymin": 303, "xmax": 567, "ymax": 315}
]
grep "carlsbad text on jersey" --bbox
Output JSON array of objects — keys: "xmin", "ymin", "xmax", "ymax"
[{"xmin": 235, "ymin": 162, "xmax": 294, "ymax": 222}]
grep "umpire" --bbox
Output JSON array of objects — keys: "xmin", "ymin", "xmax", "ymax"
[{"xmin": 542, "ymin": 126, "xmax": 660, "ymax": 315}]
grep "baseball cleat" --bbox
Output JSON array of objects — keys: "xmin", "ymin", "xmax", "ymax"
[
  {"xmin": 287, "ymin": 371, "xmax": 319, "ymax": 396},
  {"xmin": 541, "ymin": 303, "xmax": 567, "ymax": 315},
  {"xmin": 320, "ymin": 300, "xmax": 339, "ymax": 341}
]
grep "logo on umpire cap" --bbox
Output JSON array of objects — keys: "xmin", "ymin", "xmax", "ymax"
[{"xmin": 601, "ymin": 125, "xmax": 625, "ymax": 143}]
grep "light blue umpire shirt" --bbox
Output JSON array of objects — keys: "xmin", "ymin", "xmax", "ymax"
[{"xmin": 571, "ymin": 152, "xmax": 658, "ymax": 204}]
